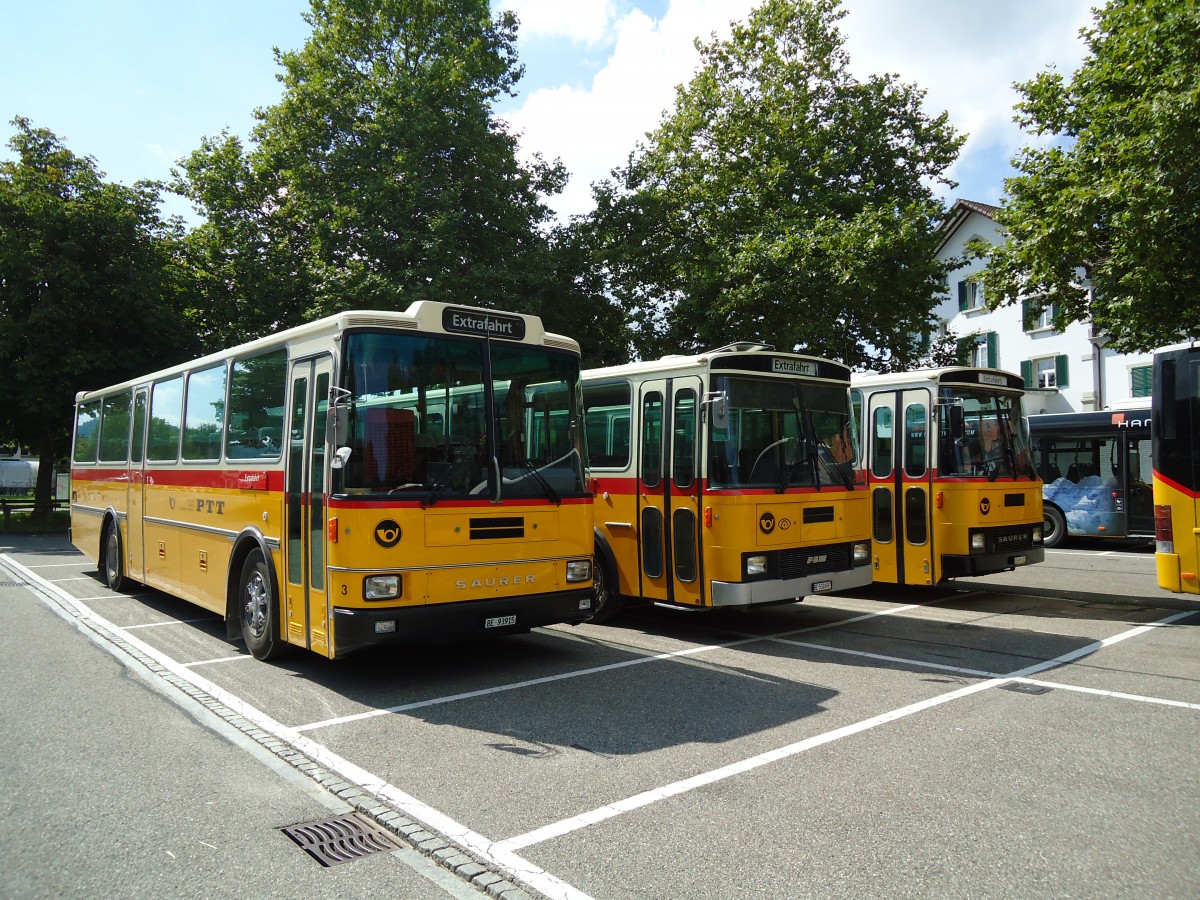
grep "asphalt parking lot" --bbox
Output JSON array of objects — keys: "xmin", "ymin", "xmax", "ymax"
[{"xmin": 3, "ymin": 533, "xmax": 1198, "ymax": 900}]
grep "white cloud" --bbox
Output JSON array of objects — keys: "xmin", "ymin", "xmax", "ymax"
[
  {"xmin": 503, "ymin": 0, "xmax": 620, "ymax": 44},
  {"xmin": 504, "ymin": 0, "xmax": 1095, "ymax": 219}
]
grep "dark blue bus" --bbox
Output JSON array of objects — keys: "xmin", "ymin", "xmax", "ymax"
[{"xmin": 1027, "ymin": 409, "xmax": 1154, "ymax": 547}]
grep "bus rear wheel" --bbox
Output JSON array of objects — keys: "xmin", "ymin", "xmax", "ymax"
[
  {"xmin": 102, "ymin": 523, "xmax": 125, "ymax": 592},
  {"xmin": 1043, "ymin": 505, "xmax": 1067, "ymax": 549},
  {"xmin": 239, "ymin": 549, "xmax": 286, "ymax": 661}
]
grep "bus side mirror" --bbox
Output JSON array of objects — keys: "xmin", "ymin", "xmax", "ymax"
[
  {"xmin": 704, "ymin": 392, "xmax": 729, "ymax": 430},
  {"xmin": 329, "ymin": 405, "xmax": 349, "ymax": 447}
]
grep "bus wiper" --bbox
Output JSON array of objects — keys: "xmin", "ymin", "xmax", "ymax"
[
  {"xmin": 421, "ymin": 460, "xmax": 465, "ymax": 508},
  {"xmin": 518, "ymin": 459, "xmax": 561, "ymax": 505},
  {"xmin": 814, "ymin": 443, "xmax": 855, "ymax": 489}
]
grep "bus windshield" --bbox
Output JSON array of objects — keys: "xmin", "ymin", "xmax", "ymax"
[
  {"xmin": 338, "ymin": 332, "xmax": 586, "ymax": 501},
  {"xmin": 707, "ymin": 375, "xmax": 858, "ymax": 491},
  {"xmin": 938, "ymin": 386, "xmax": 1036, "ymax": 479}
]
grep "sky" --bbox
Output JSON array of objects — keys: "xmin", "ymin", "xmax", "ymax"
[{"xmin": 2, "ymin": 0, "xmax": 1096, "ymax": 223}]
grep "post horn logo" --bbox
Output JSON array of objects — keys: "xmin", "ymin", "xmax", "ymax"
[
  {"xmin": 759, "ymin": 512, "xmax": 776, "ymax": 534},
  {"xmin": 979, "ymin": 497, "xmax": 991, "ymax": 516},
  {"xmin": 374, "ymin": 520, "xmax": 402, "ymax": 547}
]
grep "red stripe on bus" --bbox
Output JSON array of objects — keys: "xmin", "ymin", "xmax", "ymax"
[
  {"xmin": 1153, "ymin": 469, "xmax": 1200, "ymax": 499},
  {"xmin": 71, "ymin": 467, "xmax": 286, "ymax": 491}
]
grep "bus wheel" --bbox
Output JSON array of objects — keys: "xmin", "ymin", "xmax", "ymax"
[
  {"xmin": 239, "ymin": 549, "xmax": 286, "ymax": 661},
  {"xmin": 1043, "ymin": 505, "xmax": 1066, "ymax": 549},
  {"xmin": 589, "ymin": 556, "xmax": 622, "ymax": 624},
  {"xmin": 102, "ymin": 523, "xmax": 125, "ymax": 592}
]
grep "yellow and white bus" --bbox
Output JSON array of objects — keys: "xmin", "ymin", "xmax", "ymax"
[
  {"xmin": 1152, "ymin": 343, "xmax": 1200, "ymax": 594},
  {"xmin": 70, "ymin": 302, "xmax": 594, "ymax": 659},
  {"xmin": 851, "ymin": 367, "xmax": 1044, "ymax": 585},
  {"xmin": 582, "ymin": 344, "xmax": 872, "ymax": 621}
]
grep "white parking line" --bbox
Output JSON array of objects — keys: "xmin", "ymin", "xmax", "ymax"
[
  {"xmin": 495, "ymin": 609, "xmax": 1196, "ymax": 852},
  {"xmin": 295, "ymin": 602, "xmax": 930, "ymax": 732},
  {"xmin": 184, "ymin": 654, "xmax": 252, "ymax": 667},
  {"xmin": 1015, "ymin": 677, "xmax": 1200, "ymax": 710}
]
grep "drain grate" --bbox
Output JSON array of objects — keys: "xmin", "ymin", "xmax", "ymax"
[
  {"xmin": 281, "ymin": 813, "xmax": 405, "ymax": 866},
  {"xmin": 1002, "ymin": 681, "xmax": 1053, "ymax": 695}
]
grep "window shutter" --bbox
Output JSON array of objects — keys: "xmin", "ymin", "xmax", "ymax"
[
  {"xmin": 958, "ymin": 281, "xmax": 969, "ymax": 311},
  {"xmin": 986, "ymin": 332, "xmax": 998, "ymax": 368},
  {"xmin": 1131, "ymin": 365, "xmax": 1152, "ymax": 398},
  {"xmin": 1020, "ymin": 360, "xmax": 1033, "ymax": 388},
  {"xmin": 1055, "ymin": 354, "xmax": 1070, "ymax": 388},
  {"xmin": 1021, "ymin": 299, "xmax": 1031, "ymax": 331}
]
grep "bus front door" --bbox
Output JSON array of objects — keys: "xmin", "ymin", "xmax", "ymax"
[
  {"xmin": 867, "ymin": 389, "xmax": 934, "ymax": 585},
  {"xmin": 284, "ymin": 356, "xmax": 333, "ymax": 656},
  {"xmin": 637, "ymin": 377, "xmax": 704, "ymax": 606}
]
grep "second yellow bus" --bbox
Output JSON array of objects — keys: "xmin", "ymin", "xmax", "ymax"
[{"xmin": 583, "ymin": 343, "xmax": 872, "ymax": 621}]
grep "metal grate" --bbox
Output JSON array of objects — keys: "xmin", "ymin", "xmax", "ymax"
[
  {"xmin": 281, "ymin": 813, "xmax": 405, "ymax": 866},
  {"xmin": 778, "ymin": 542, "xmax": 851, "ymax": 580}
]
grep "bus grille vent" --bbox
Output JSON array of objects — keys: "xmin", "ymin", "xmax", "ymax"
[
  {"xmin": 280, "ymin": 813, "xmax": 404, "ymax": 866},
  {"xmin": 989, "ymin": 527, "xmax": 1033, "ymax": 551},
  {"xmin": 803, "ymin": 506, "xmax": 835, "ymax": 524},
  {"xmin": 778, "ymin": 543, "xmax": 851, "ymax": 579},
  {"xmin": 470, "ymin": 516, "xmax": 525, "ymax": 540}
]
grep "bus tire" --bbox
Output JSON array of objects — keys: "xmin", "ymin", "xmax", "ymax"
[
  {"xmin": 1043, "ymin": 505, "xmax": 1067, "ymax": 549},
  {"xmin": 102, "ymin": 522, "xmax": 125, "ymax": 593},
  {"xmin": 239, "ymin": 549, "xmax": 286, "ymax": 661},
  {"xmin": 589, "ymin": 553, "xmax": 622, "ymax": 624}
]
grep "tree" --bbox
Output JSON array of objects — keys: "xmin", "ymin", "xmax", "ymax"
[
  {"xmin": 582, "ymin": 0, "xmax": 964, "ymax": 368},
  {"xmin": 974, "ymin": 0, "xmax": 1200, "ymax": 351},
  {"xmin": 0, "ymin": 118, "xmax": 198, "ymax": 518},
  {"xmin": 175, "ymin": 0, "xmax": 579, "ymax": 336}
]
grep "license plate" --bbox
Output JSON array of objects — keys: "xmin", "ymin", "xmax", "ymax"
[
  {"xmin": 1014, "ymin": 556, "xmax": 1027, "ymax": 566},
  {"xmin": 812, "ymin": 580, "xmax": 833, "ymax": 593},
  {"xmin": 485, "ymin": 614, "xmax": 517, "ymax": 629}
]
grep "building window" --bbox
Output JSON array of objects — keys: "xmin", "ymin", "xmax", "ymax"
[
  {"xmin": 1021, "ymin": 355, "xmax": 1070, "ymax": 390},
  {"xmin": 1022, "ymin": 298, "xmax": 1057, "ymax": 332},
  {"xmin": 957, "ymin": 280, "xmax": 984, "ymax": 311},
  {"xmin": 958, "ymin": 331, "xmax": 997, "ymax": 368},
  {"xmin": 1131, "ymin": 365, "xmax": 1152, "ymax": 398}
]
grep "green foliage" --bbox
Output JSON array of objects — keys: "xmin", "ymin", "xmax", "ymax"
[
  {"xmin": 975, "ymin": 0, "xmax": 1200, "ymax": 351},
  {"xmin": 175, "ymin": 0, "xmax": 599, "ymax": 347},
  {"xmin": 0, "ymin": 118, "xmax": 198, "ymax": 515},
  {"xmin": 581, "ymin": 0, "xmax": 963, "ymax": 368}
]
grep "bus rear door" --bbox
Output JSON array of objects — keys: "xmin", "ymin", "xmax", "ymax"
[{"xmin": 637, "ymin": 377, "xmax": 704, "ymax": 606}]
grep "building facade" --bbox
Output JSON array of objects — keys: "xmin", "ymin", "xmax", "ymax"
[{"xmin": 932, "ymin": 199, "xmax": 1155, "ymax": 415}]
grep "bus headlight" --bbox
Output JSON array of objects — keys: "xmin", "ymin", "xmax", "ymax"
[
  {"xmin": 364, "ymin": 574, "xmax": 401, "ymax": 600},
  {"xmin": 566, "ymin": 559, "xmax": 592, "ymax": 583},
  {"xmin": 1032, "ymin": 525, "xmax": 1043, "ymax": 544},
  {"xmin": 970, "ymin": 532, "xmax": 986, "ymax": 552},
  {"xmin": 746, "ymin": 555, "xmax": 768, "ymax": 576},
  {"xmin": 852, "ymin": 542, "xmax": 870, "ymax": 565}
]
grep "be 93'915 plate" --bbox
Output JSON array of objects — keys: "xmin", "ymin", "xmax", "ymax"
[{"xmin": 485, "ymin": 614, "xmax": 517, "ymax": 629}]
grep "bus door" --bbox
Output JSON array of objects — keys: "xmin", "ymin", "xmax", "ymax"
[
  {"xmin": 1124, "ymin": 434, "xmax": 1154, "ymax": 536},
  {"xmin": 284, "ymin": 356, "xmax": 333, "ymax": 655},
  {"xmin": 867, "ymin": 389, "xmax": 933, "ymax": 584},
  {"xmin": 637, "ymin": 377, "xmax": 704, "ymax": 606},
  {"xmin": 127, "ymin": 388, "xmax": 149, "ymax": 581}
]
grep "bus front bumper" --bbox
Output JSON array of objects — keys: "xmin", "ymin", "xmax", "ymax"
[
  {"xmin": 710, "ymin": 564, "xmax": 873, "ymax": 608},
  {"xmin": 331, "ymin": 588, "xmax": 595, "ymax": 656},
  {"xmin": 942, "ymin": 546, "xmax": 1045, "ymax": 579}
]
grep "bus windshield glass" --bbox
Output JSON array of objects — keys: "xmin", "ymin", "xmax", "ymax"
[
  {"xmin": 707, "ymin": 375, "xmax": 858, "ymax": 491},
  {"xmin": 338, "ymin": 332, "xmax": 585, "ymax": 500},
  {"xmin": 938, "ymin": 386, "xmax": 1036, "ymax": 479}
]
